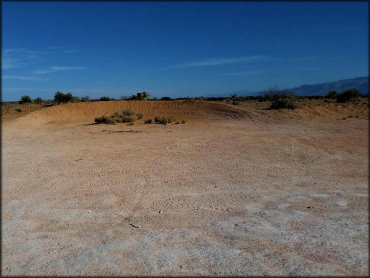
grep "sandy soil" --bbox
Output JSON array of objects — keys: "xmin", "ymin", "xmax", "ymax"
[{"xmin": 2, "ymin": 100, "xmax": 369, "ymax": 276}]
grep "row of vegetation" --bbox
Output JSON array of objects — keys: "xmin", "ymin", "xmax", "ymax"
[
  {"xmin": 18, "ymin": 88, "xmax": 366, "ymax": 110},
  {"xmin": 94, "ymin": 109, "xmax": 186, "ymax": 125},
  {"xmin": 256, "ymin": 88, "xmax": 363, "ymax": 109}
]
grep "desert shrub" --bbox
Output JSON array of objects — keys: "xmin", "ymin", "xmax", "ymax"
[
  {"xmin": 270, "ymin": 93, "xmax": 297, "ymax": 109},
  {"xmin": 154, "ymin": 116, "xmax": 162, "ymax": 122},
  {"xmin": 167, "ymin": 117, "xmax": 175, "ymax": 123},
  {"xmin": 100, "ymin": 96, "xmax": 111, "ymax": 101},
  {"xmin": 337, "ymin": 88, "xmax": 361, "ymax": 103},
  {"xmin": 325, "ymin": 91, "xmax": 337, "ymax": 99},
  {"xmin": 95, "ymin": 109, "xmax": 140, "ymax": 124},
  {"xmin": 20, "ymin": 95, "xmax": 32, "ymax": 103},
  {"xmin": 71, "ymin": 96, "xmax": 81, "ymax": 103},
  {"xmin": 182, "ymin": 120, "xmax": 186, "ymax": 124},
  {"xmin": 34, "ymin": 97, "xmax": 43, "ymax": 104},
  {"xmin": 95, "ymin": 115, "xmax": 116, "ymax": 124},
  {"xmin": 259, "ymin": 87, "xmax": 285, "ymax": 101},
  {"xmin": 127, "ymin": 122, "xmax": 134, "ymax": 126},
  {"xmin": 15, "ymin": 108, "xmax": 22, "ymax": 112},
  {"xmin": 145, "ymin": 119, "xmax": 153, "ymax": 124},
  {"xmin": 154, "ymin": 116, "xmax": 168, "ymax": 125},
  {"xmin": 81, "ymin": 96, "xmax": 90, "ymax": 102},
  {"xmin": 129, "ymin": 92, "xmax": 149, "ymax": 100},
  {"xmin": 232, "ymin": 99, "xmax": 240, "ymax": 105},
  {"xmin": 136, "ymin": 113, "xmax": 144, "ymax": 119},
  {"xmin": 54, "ymin": 91, "xmax": 73, "ymax": 104},
  {"xmin": 122, "ymin": 109, "xmax": 135, "ymax": 116},
  {"xmin": 121, "ymin": 115, "xmax": 137, "ymax": 123},
  {"xmin": 175, "ymin": 121, "xmax": 180, "ymax": 124},
  {"xmin": 161, "ymin": 97, "xmax": 171, "ymax": 101}
]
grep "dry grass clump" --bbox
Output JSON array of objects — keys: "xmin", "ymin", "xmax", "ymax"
[
  {"xmin": 95, "ymin": 115, "xmax": 116, "ymax": 124},
  {"xmin": 153, "ymin": 116, "xmax": 186, "ymax": 125},
  {"xmin": 95, "ymin": 109, "xmax": 142, "ymax": 124}
]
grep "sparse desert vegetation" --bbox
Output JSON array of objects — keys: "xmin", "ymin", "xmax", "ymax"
[
  {"xmin": 2, "ymin": 97, "xmax": 368, "ymax": 276},
  {"xmin": 95, "ymin": 109, "xmax": 138, "ymax": 124},
  {"xmin": 3, "ymin": 1, "xmax": 368, "ymax": 276}
]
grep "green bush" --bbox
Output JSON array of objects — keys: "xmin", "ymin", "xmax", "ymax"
[
  {"xmin": 136, "ymin": 113, "xmax": 144, "ymax": 119},
  {"xmin": 81, "ymin": 96, "xmax": 90, "ymax": 102},
  {"xmin": 20, "ymin": 95, "xmax": 32, "ymax": 103},
  {"xmin": 34, "ymin": 97, "xmax": 43, "ymax": 104},
  {"xmin": 129, "ymin": 92, "xmax": 149, "ymax": 100},
  {"xmin": 337, "ymin": 88, "xmax": 361, "ymax": 103},
  {"xmin": 270, "ymin": 93, "xmax": 297, "ymax": 109},
  {"xmin": 100, "ymin": 96, "xmax": 111, "ymax": 101},
  {"xmin": 145, "ymin": 119, "xmax": 153, "ymax": 124},
  {"xmin": 71, "ymin": 96, "xmax": 81, "ymax": 103},
  {"xmin": 182, "ymin": 120, "xmax": 186, "ymax": 124},
  {"xmin": 325, "ymin": 91, "xmax": 337, "ymax": 99},
  {"xmin": 232, "ymin": 99, "xmax": 240, "ymax": 105},
  {"xmin": 54, "ymin": 91, "xmax": 73, "ymax": 104}
]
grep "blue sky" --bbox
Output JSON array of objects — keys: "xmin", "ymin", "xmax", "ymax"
[{"xmin": 2, "ymin": 1, "xmax": 368, "ymax": 101}]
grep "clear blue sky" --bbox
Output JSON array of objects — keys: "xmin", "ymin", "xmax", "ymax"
[{"xmin": 2, "ymin": 1, "xmax": 368, "ymax": 101}]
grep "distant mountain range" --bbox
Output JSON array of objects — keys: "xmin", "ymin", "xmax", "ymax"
[
  {"xmin": 287, "ymin": 77, "xmax": 368, "ymax": 96},
  {"xmin": 224, "ymin": 77, "xmax": 368, "ymax": 97}
]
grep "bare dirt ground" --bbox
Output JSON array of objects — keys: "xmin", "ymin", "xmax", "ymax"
[{"xmin": 2, "ymin": 100, "xmax": 369, "ymax": 276}]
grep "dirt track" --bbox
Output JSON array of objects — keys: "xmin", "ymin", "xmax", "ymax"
[{"xmin": 2, "ymin": 100, "xmax": 369, "ymax": 275}]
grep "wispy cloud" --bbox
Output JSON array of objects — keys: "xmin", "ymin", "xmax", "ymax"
[
  {"xmin": 2, "ymin": 48, "xmax": 40, "ymax": 69},
  {"xmin": 3, "ymin": 66, "xmax": 86, "ymax": 81},
  {"xmin": 2, "ymin": 47, "xmax": 82, "ymax": 70},
  {"xmin": 160, "ymin": 55, "xmax": 268, "ymax": 70},
  {"xmin": 64, "ymin": 49, "xmax": 80, "ymax": 54},
  {"xmin": 297, "ymin": 67, "xmax": 320, "ymax": 71},
  {"xmin": 221, "ymin": 70, "xmax": 267, "ymax": 76},
  {"xmin": 34, "ymin": 66, "xmax": 86, "ymax": 75},
  {"xmin": 3, "ymin": 75, "xmax": 47, "ymax": 81}
]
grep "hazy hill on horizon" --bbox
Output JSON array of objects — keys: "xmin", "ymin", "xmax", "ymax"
[
  {"xmin": 287, "ymin": 77, "xmax": 368, "ymax": 96},
  {"xmin": 224, "ymin": 77, "xmax": 368, "ymax": 97}
]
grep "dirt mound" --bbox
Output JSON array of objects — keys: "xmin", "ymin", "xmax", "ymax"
[{"xmin": 3, "ymin": 100, "xmax": 248, "ymax": 130}]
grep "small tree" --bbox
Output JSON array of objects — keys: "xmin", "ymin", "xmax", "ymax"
[
  {"xmin": 71, "ymin": 96, "xmax": 81, "ymax": 103},
  {"xmin": 20, "ymin": 95, "xmax": 32, "ymax": 103},
  {"xmin": 270, "ymin": 92, "xmax": 297, "ymax": 109},
  {"xmin": 141, "ymin": 91, "xmax": 149, "ymax": 100},
  {"xmin": 34, "ymin": 97, "xmax": 43, "ymax": 104},
  {"xmin": 337, "ymin": 88, "xmax": 361, "ymax": 103},
  {"xmin": 100, "ymin": 96, "xmax": 111, "ymax": 101},
  {"xmin": 54, "ymin": 91, "xmax": 73, "ymax": 104},
  {"xmin": 325, "ymin": 91, "xmax": 337, "ymax": 99},
  {"xmin": 81, "ymin": 96, "xmax": 90, "ymax": 102}
]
